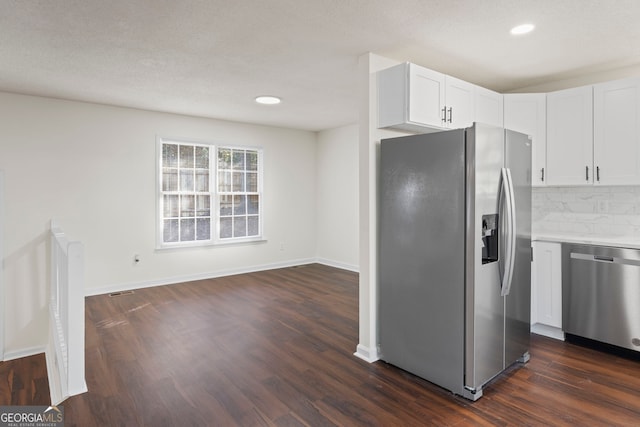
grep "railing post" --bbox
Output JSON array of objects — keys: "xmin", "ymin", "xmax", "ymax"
[
  {"xmin": 47, "ymin": 221, "xmax": 87, "ymax": 403},
  {"xmin": 66, "ymin": 241, "xmax": 85, "ymax": 396}
]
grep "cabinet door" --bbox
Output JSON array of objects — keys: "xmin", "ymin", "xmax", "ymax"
[
  {"xmin": 445, "ymin": 75, "xmax": 474, "ymax": 129},
  {"xmin": 532, "ymin": 242, "xmax": 562, "ymax": 329},
  {"xmin": 475, "ymin": 86, "xmax": 504, "ymax": 128},
  {"xmin": 594, "ymin": 78, "xmax": 640, "ymax": 185},
  {"xmin": 546, "ymin": 86, "xmax": 593, "ymax": 186},
  {"xmin": 408, "ymin": 63, "xmax": 446, "ymax": 128},
  {"xmin": 504, "ymin": 94, "xmax": 546, "ymax": 186}
]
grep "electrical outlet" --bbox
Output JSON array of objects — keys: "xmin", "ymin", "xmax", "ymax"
[
  {"xmin": 279, "ymin": 242, "xmax": 285, "ymax": 251},
  {"xmin": 134, "ymin": 254, "xmax": 140, "ymax": 264}
]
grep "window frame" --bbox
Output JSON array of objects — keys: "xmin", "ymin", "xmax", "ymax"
[{"xmin": 156, "ymin": 136, "xmax": 264, "ymax": 249}]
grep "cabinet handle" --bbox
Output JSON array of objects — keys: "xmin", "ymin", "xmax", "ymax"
[
  {"xmin": 586, "ymin": 166, "xmax": 589, "ymax": 181},
  {"xmin": 442, "ymin": 107, "xmax": 447, "ymax": 122},
  {"xmin": 447, "ymin": 107, "xmax": 453, "ymax": 123},
  {"xmin": 541, "ymin": 168, "xmax": 544, "ymax": 182},
  {"xmin": 596, "ymin": 166, "xmax": 600, "ymax": 182}
]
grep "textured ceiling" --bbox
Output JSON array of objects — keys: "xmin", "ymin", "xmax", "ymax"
[{"xmin": 1, "ymin": 0, "xmax": 640, "ymax": 131}]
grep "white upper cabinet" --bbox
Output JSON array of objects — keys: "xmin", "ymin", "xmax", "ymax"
[
  {"xmin": 504, "ymin": 94, "xmax": 546, "ymax": 186},
  {"xmin": 377, "ymin": 62, "xmax": 475, "ymax": 132},
  {"xmin": 444, "ymin": 75, "xmax": 475, "ymax": 129},
  {"xmin": 546, "ymin": 86, "xmax": 594, "ymax": 186},
  {"xmin": 545, "ymin": 79, "xmax": 640, "ymax": 187},
  {"xmin": 475, "ymin": 86, "xmax": 504, "ymax": 128},
  {"xmin": 593, "ymin": 78, "xmax": 640, "ymax": 185},
  {"xmin": 407, "ymin": 65, "xmax": 446, "ymax": 128},
  {"xmin": 378, "ymin": 63, "xmax": 640, "ymax": 186},
  {"xmin": 377, "ymin": 63, "xmax": 445, "ymax": 132}
]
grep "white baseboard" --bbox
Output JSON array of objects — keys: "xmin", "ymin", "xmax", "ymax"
[
  {"xmin": 531, "ymin": 323, "xmax": 565, "ymax": 341},
  {"xmin": 86, "ymin": 257, "xmax": 360, "ymax": 297},
  {"xmin": 85, "ymin": 258, "xmax": 322, "ymax": 296},
  {"xmin": 3, "ymin": 346, "xmax": 46, "ymax": 362},
  {"xmin": 353, "ymin": 344, "xmax": 379, "ymax": 363},
  {"xmin": 315, "ymin": 258, "xmax": 359, "ymax": 273}
]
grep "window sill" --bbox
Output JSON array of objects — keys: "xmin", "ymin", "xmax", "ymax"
[{"xmin": 155, "ymin": 237, "xmax": 268, "ymax": 251}]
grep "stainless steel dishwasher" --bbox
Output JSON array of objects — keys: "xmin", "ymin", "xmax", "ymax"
[{"xmin": 562, "ymin": 243, "xmax": 640, "ymax": 352}]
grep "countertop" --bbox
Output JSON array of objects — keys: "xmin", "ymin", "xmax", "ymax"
[{"xmin": 532, "ymin": 233, "xmax": 640, "ymax": 249}]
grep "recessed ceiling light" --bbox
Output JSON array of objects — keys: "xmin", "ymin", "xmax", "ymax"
[
  {"xmin": 255, "ymin": 96, "xmax": 281, "ymax": 105},
  {"xmin": 510, "ymin": 23, "xmax": 535, "ymax": 35}
]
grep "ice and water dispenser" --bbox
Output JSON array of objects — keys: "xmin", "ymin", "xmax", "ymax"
[{"xmin": 482, "ymin": 214, "xmax": 498, "ymax": 264}]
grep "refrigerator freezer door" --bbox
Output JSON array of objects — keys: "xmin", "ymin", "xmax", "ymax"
[
  {"xmin": 464, "ymin": 124, "xmax": 506, "ymax": 393},
  {"xmin": 504, "ymin": 129, "xmax": 532, "ymax": 365},
  {"xmin": 379, "ymin": 129, "xmax": 467, "ymax": 395}
]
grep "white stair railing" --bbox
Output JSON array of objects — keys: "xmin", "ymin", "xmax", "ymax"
[{"xmin": 47, "ymin": 220, "xmax": 87, "ymax": 404}]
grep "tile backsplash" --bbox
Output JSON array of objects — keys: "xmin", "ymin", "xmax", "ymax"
[{"xmin": 532, "ymin": 186, "xmax": 640, "ymax": 237}]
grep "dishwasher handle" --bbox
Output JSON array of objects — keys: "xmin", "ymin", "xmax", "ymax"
[{"xmin": 571, "ymin": 252, "xmax": 640, "ymax": 266}]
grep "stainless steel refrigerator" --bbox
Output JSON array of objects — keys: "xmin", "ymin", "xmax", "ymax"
[{"xmin": 378, "ymin": 123, "xmax": 531, "ymax": 401}]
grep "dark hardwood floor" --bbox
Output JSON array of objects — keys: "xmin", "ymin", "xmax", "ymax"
[
  {"xmin": 2, "ymin": 264, "xmax": 640, "ymax": 426},
  {"xmin": 0, "ymin": 352, "xmax": 50, "ymax": 405}
]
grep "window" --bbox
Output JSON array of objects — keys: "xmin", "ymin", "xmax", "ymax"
[{"xmin": 158, "ymin": 138, "xmax": 262, "ymax": 247}]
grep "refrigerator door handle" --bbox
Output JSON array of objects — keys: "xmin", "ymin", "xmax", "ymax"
[
  {"xmin": 498, "ymin": 168, "xmax": 509, "ymax": 293},
  {"xmin": 502, "ymin": 168, "xmax": 517, "ymax": 296},
  {"xmin": 499, "ymin": 168, "xmax": 516, "ymax": 296}
]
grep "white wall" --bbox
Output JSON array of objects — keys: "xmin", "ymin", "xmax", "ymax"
[
  {"xmin": 316, "ymin": 124, "xmax": 359, "ymax": 271},
  {"xmin": 0, "ymin": 92, "xmax": 319, "ymax": 355}
]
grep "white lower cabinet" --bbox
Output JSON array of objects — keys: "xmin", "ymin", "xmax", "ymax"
[{"xmin": 531, "ymin": 241, "xmax": 564, "ymax": 340}]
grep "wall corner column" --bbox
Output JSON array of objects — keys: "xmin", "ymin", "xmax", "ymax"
[{"xmin": 354, "ymin": 53, "xmax": 401, "ymax": 363}]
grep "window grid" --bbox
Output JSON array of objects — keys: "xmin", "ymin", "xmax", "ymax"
[
  {"xmin": 217, "ymin": 148, "xmax": 261, "ymax": 240},
  {"xmin": 159, "ymin": 139, "xmax": 262, "ymax": 247},
  {"xmin": 161, "ymin": 142, "xmax": 212, "ymax": 244}
]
